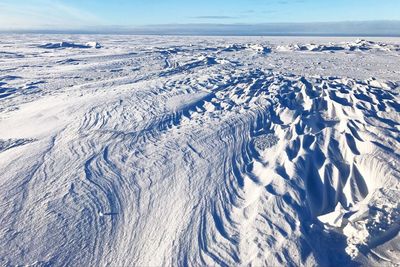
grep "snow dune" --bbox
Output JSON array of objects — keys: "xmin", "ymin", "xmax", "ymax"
[{"xmin": 0, "ymin": 35, "xmax": 399, "ymax": 266}]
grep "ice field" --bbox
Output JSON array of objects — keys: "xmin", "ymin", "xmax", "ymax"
[{"xmin": 0, "ymin": 35, "xmax": 399, "ymax": 266}]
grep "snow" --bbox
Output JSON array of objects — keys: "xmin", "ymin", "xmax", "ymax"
[
  {"xmin": 39, "ymin": 41, "xmax": 102, "ymax": 49},
  {"xmin": 0, "ymin": 35, "xmax": 399, "ymax": 266},
  {"xmin": 276, "ymin": 39, "xmax": 400, "ymax": 53}
]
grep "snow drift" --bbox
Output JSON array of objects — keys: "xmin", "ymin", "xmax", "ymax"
[{"xmin": 0, "ymin": 35, "xmax": 399, "ymax": 267}]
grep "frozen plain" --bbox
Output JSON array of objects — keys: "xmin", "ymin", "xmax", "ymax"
[{"xmin": 0, "ymin": 35, "xmax": 399, "ymax": 266}]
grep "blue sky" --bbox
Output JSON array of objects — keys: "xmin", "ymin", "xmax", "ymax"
[{"xmin": 0, "ymin": 0, "xmax": 399, "ymax": 30}]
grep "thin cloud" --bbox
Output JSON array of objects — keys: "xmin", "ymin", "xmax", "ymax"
[
  {"xmin": 191, "ymin": 15, "xmax": 240, "ymax": 20},
  {"xmin": 0, "ymin": 0, "xmax": 103, "ymax": 30}
]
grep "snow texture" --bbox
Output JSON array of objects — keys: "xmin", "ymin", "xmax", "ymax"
[{"xmin": 0, "ymin": 35, "xmax": 399, "ymax": 267}]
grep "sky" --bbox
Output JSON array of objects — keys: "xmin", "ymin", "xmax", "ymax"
[{"xmin": 0, "ymin": 0, "xmax": 400, "ymax": 30}]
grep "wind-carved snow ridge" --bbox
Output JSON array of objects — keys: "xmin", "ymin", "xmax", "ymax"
[
  {"xmin": 277, "ymin": 39, "xmax": 400, "ymax": 53},
  {"xmin": 0, "ymin": 36, "xmax": 399, "ymax": 267}
]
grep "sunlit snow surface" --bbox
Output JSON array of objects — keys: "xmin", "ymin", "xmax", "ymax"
[{"xmin": 0, "ymin": 35, "xmax": 399, "ymax": 266}]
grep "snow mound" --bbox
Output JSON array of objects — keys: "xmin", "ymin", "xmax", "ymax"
[
  {"xmin": 245, "ymin": 44, "xmax": 271, "ymax": 54},
  {"xmin": 39, "ymin": 41, "xmax": 101, "ymax": 49},
  {"xmin": 223, "ymin": 43, "xmax": 271, "ymax": 54},
  {"xmin": 277, "ymin": 43, "xmax": 345, "ymax": 52}
]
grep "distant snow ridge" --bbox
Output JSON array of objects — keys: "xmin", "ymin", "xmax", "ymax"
[
  {"xmin": 276, "ymin": 39, "xmax": 400, "ymax": 53},
  {"xmin": 39, "ymin": 41, "xmax": 101, "ymax": 49},
  {"xmin": 245, "ymin": 44, "xmax": 271, "ymax": 54},
  {"xmin": 223, "ymin": 43, "xmax": 271, "ymax": 54}
]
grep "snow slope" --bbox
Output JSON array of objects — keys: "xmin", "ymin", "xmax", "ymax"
[{"xmin": 0, "ymin": 35, "xmax": 399, "ymax": 266}]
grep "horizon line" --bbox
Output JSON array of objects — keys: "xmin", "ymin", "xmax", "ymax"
[{"xmin": 1, "ymin": 20, "xmax": 400, "ymax": 37}]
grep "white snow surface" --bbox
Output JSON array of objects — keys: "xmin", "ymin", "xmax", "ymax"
[{"xmin": 0, "ymin": 35, "xmax": 399, "ymax": 266}]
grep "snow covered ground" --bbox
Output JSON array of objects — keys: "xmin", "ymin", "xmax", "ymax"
[{"xmin": 0, "ymin": 35, "xmax": 399, "ymax": 266}]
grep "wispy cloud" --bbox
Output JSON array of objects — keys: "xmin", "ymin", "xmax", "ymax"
[
  {"xmin": 0, "ymin": 0, "xmax": 103, "ymax": 30},
  {"xmin": 190, "ymin": 15, "xmax": 239, "ymax": 20}
]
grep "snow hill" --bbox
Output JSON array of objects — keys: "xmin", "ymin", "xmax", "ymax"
[{"xmin": 0, "ymin": 35, "xmax": 399, "ymax": 266}]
